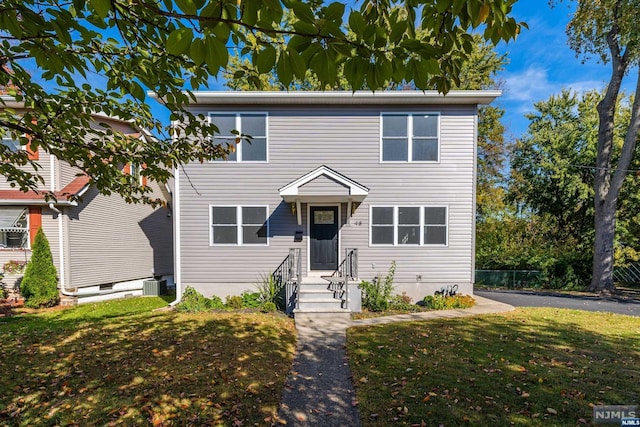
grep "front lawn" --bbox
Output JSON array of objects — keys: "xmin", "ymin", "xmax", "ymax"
[
  {"xmin": 347, "ymin": 308, "xmax": 640, "ymax": 426},
  {"xmin": 0, "ymin": 297, "xmax": 296, "ymax": 426}
]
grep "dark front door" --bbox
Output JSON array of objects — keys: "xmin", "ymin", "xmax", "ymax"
[{"xmin": 310, "ymin": 206, "xmax": 339, "ymax": 270}]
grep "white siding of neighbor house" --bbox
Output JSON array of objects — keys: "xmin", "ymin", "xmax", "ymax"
[
  {"xmin": 0, "ymin": 147, "xmax": 53, "ymax": 190},
  {"xmin": 177, "ymin": 104, "xmax": 477, "ymax": 301},
  {"xmin": 64, "ymin": 184, "xmax": 173, "ymax": 289}
]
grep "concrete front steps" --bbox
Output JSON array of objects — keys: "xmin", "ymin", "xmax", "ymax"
[{"xmin": 293, "ymin": 276, "xmax": 358, "ymax": 322}]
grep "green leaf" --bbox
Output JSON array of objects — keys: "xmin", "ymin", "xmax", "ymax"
[
  {"xmin": 323, "ymin": 2, "xmax": 345, "ymax": 22},
  {"xmin": 423, "ymin": 58, "xmax": 440, "ymax": 75},
  {"xmin": 90, "ymin": 0, "xmax": 111, "ymax": 18},
  {"xmin": 204, "ymin": 36, "xmax": 228, "ymax": 72},
  {"xmin": 309, "ymin": 49, "xmax": 336, "ymax": 86},
  {"xmin": 291, "ymin": 1, "xmax": 315, "ymax": 23},
  {"xmin": 276, "ymin": 51, "xmax": 293, "ymax": 88},
  {"xmin": 130, "ymin": 81, "xmax": 145, "ymax": 101},
  {"xmin": 348, "ymin": 11, "xmax": 365, "ymax": 35},
  {"xmin": 175, "ymin": 0, "xmax": 197, "ymax": 15},
  {"xmin": 167, "ymin": 27, "xmax": 193, "ymax": 56},
  {"xmin": 255, "ymin": 45, "xmax": 277, "ymax": 74},
  {"xmin": 242, "ymin": 0, "xmax": 259, "ymax": 26},
  {"xmin": 190, "ymin": 38, "xmax": 205, "ymax": 65},
  {"xmin": 287, "ymin": 48, "xmax": 306, "ymax": 80}
]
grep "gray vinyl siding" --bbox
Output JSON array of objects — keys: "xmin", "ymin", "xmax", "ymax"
[
  {"xmin": 65, "ymin": 184, "xmax": 173, "ymax": 289},
  {"xmin": 0, "ymin": 148, "xmax": 53, "ymax": 190},
  {"xmin": 57, "ymin": 160, "xmax": 84, "ymax": 190},
  {"xmin": 298, "ymin": 175, "xmax": 350, "ymax": 196},
  {"xmin": 180, "ymin": 105, "xmax": 476, "ymax": 300}
]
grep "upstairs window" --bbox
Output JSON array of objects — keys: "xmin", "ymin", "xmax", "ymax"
[
  {"xmin": 381, "ymin": 113, "xmax": 439, "ymax": 162},
  {"xmin": 0, "ymin": 207, "xmax": 28, "ymax": 249},
  {"xmin": 370, "ymin": 206, "xmax": 447, "ymax": 246},
  {"xmin": 1, "ymin": 129, "xmax": 22, "ymax": 152},
  {"xmin": 210, "ymin": 205, "xmax": 268, "ymax": 246},
  {"xmin": 209, "ymin": 113, "xmax": 267, "ymax": 162}
]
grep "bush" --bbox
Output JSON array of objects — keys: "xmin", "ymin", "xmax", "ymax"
[
  {"xmin": 389, "ymin": 292, "xmax": 419, "ymax": 311},
  {"xmin": 20, "ymin": 228, "xmax": 59, "ymax": 308},
  {"xmin": 255, "ymin": 273, "xmax": 285, "ymax": 310},
  {"xmin": 260, "ymin": 301, "xmax": 277, "ymax": 313},
  {"xmin": 241, "ymin": 291, "xmax": 261, "ymax": 308},
  {"xmin": 225, "ymin": 295, "xmax": 243, "ymax": 310},
  {"xmin": 176, "ymin": 287, "xmax": 223, "ymax": 312},
  {"xmin": 423, "ymin": 294, "xmax": 476, "ymax": 310},
  {"xmin": 359, "ymin": 261, "xmax": 396, "ymax": 312}
]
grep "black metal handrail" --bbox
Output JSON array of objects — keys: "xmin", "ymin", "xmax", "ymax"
[
  {"xmin": 275, "ymin": 248, "xmax": 301, "ymax": 314},
  {"xmin": 325, "ymin": 248, "xmax": 358, "ymax": 310}
]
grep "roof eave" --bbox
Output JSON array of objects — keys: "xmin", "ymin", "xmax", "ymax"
[
  {"xmin": 149, "ymin": 90, "xmax": 501, "ymax": 106},
  {"xmin": 0, "ymin": 199, "xmax": 78, "ymax": 206}
]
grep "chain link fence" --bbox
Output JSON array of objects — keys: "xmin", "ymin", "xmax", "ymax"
[
  {"xmin": 614, "ymin": 263, "xmax": 640, "ymax": 287},
  {"xmin": 475, "ymin": 270, "xmax": 542, "ymax": 288}
]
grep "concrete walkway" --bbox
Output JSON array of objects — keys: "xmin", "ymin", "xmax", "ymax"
[{"xmin": 277, "ymin": 296, "xmax": 514, "ymax": 425}]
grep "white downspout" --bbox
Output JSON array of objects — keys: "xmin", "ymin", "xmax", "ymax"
[
  {"xmin": 49, "ymin": 154, "xmax": 74, "ymax": 297},
  {"xmin": 169, "ymin": 167, "xmax": 182, "ymax": 305}
]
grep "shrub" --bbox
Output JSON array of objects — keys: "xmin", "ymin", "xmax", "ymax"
[
  {"xmin": 423, "ymin": 294, "xmax": 476, "ymax": 310},
  {"xmin": 389, "ymin": 292, "xmax": 419, "ymax": 311},
  {"xmin": 20, "ymin": 228, "xmax": 59, "ymax": 308},
  {"xmin": 359, "ymin": 261, "xmax": 396, "ymax": 312},
  {"xmin": 241, "ymin": 291, "xmax": 261, "ymax": 308},
  {"xmin": 261, "ymin": 301, "xmax": 277, "ymax": 313},
  {"xmin": 176, "ymin": 287, "xmax": 223, "ymax": 312},
  {"xmin": 255, "ymin": 273, "xmax": 285, "ymax": 311},
  {"xmin": 225, "ymin": 295, "xmax": 243, "ymax": 310}
]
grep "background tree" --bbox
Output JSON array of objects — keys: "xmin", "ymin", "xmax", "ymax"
[
  {"xmin": 0, "ymin": 0, "xmax": 523, "ymax": 205},
  {"xmin": 20, "ymin": 228, "xmax": 59, "ymax": 308},
  {"xmin": 506, "ymin": 89, "xmax": 640, "ymax": 287},
  {"xmin": 562, "ymin": 0, "xmax": 640, "ymax": 293}
]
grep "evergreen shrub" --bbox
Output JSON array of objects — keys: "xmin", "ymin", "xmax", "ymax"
[{"xmin": 20, "ymin": 228, "xmax": 59, "ymax": 308}]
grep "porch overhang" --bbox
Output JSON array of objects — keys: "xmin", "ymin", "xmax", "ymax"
[{"xmin": 279, "ymin": 165, "xmax": 368, "ymax": 225}]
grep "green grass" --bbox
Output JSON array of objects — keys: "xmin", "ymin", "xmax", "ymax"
[
  {"xmin": 0, "ymin": 297, "xmax": 296, "ymax": 426},
  {"xmin": 347, "ymin": 308, "xmax": 640, "ymax": 426}
]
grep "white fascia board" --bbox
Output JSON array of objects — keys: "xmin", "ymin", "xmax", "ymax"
[
  {"xmin": 0, "ymin": 199, "xmax": 77, "ymax": 206},
  {"xmin": 176, "ymin": 90, "xmax": 502, "ymax": 106}
]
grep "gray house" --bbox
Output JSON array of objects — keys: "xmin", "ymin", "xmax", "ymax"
[
  {"xmin": 171, "ymin": 91, "xmax": 499, "ymax": 313},
  {"xmin": 0, "ymin": 99, "xmax": 174, "ymax": 304}
]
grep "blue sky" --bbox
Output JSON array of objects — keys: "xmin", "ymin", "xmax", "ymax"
[{"xmin": 495, "ymin": 0, "xmax": 617, "ymax": 139}]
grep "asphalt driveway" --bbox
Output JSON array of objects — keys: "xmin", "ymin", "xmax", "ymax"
[{"xmin": 475, "ymin": 289, "xmax": 640, "ymax": 316}]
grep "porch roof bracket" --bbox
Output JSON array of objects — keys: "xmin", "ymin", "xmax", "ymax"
[{"xmin": 296, "ymin": 198, "xmax": 302, "ymax": 225}]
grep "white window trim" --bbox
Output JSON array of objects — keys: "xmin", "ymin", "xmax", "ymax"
[
  {"xmin": 369, "ymin": 205, "xmax": 448, "ymax": 247},
  {"xmin": 379, "ymin": 112, "xmax": 441, "ymax": 163},
  {"xmin": 208, "ymin": 112, "xmax": 269, "ymax": 163},
  {"xmin": 0, "ymin": 207, "xmax": 30, "ymax": 250},
  {"xmin": 1, "ymin": 129, "xmax": 26, "ymax": 152},
  {"xmin": 209, "ymin": 205, "xmax": 269, "ymax": 246},
  {"xmin": 129, "ymin": 163, "xmax": 144, "ymax": 186}
]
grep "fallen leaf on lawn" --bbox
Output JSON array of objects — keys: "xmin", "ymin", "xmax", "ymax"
[
  {"xmin": 359, "ymin": 377, "xmax": 368, "ymax": 383},
  {"xmin": 547, "ymin": 408, "xmax": 557, "ymax": 415}
]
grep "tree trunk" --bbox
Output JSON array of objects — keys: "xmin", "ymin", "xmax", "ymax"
[{"xmin": 590, "ymin": 198, "xmax": 617, "ymax": 293}]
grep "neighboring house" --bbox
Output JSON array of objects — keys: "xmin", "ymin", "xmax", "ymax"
[
  {"xmin": 167, "ymin": 91, "xmax": 499, "ymax": 314},
  {"xmin": 0, "ymin": 98, "xmax": 173, "ymax": 304}
]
